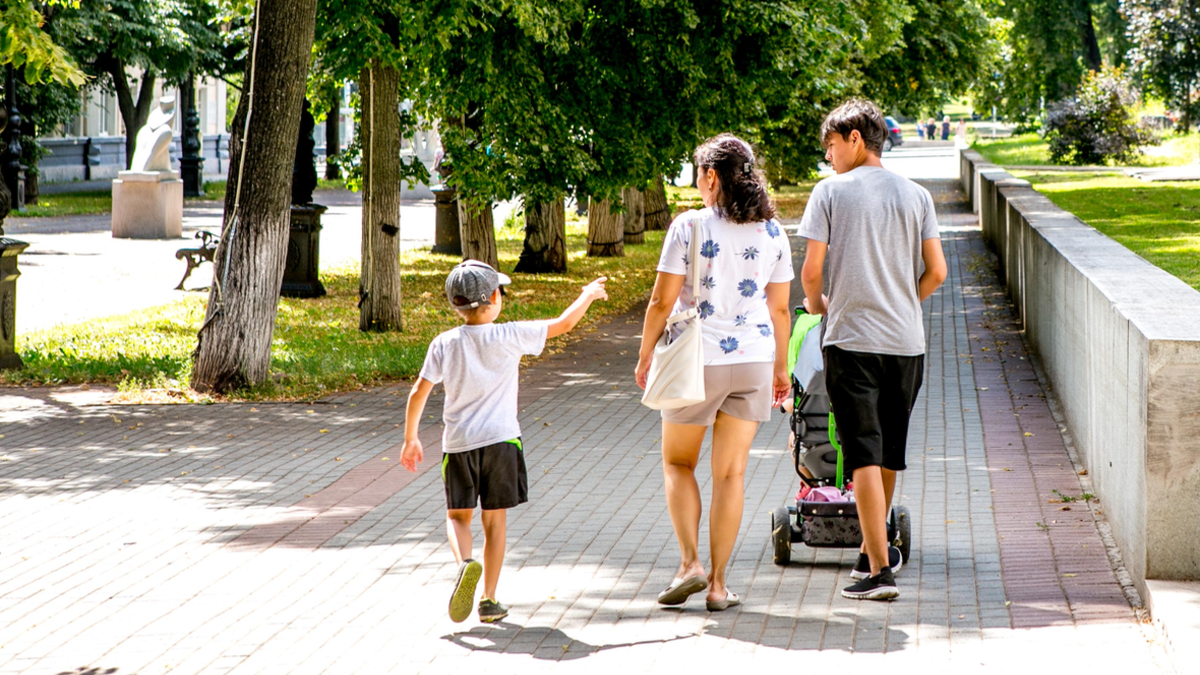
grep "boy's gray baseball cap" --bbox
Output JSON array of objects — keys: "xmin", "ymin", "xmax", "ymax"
[{"xmin": 445, "ymin": 260, "xmax": 511, "ymax": 309}]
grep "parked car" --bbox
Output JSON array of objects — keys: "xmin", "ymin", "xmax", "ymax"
[{"xmin": 883, "ymin": 116, "xmax": 903, "ymax": 152}]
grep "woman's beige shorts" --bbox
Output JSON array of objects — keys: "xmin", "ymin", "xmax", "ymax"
[{"xmin": 661, "ymin": 362, "xmax": 774, "ymax": 426}]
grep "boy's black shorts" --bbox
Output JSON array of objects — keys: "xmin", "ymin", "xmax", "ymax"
[
  {"xmin": 442, "ymin": 438, "xmax": 528, "ymax": 511},
  {"xmin": 824, "ymin": 346, "xmax": 924, "ymax": 475}
]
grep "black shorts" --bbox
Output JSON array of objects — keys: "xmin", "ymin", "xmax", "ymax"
[
  {"xmin": 442, "ymin": 439, "xmax": 528, "ymax": 511},
  {"xmin": 824, "ymin": 346, "xmax": 924, "ymax": 474}
]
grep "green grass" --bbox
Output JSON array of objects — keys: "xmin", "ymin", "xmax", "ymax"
[
  {"xmin": 1015, "ymin": 170, "xmax": 1200, "ymax": 291},
  {"xmin": 975, "ymin": 132, "xmax": 1200, "ymax": 168},
  {"xmin": 20, "ymin": 191, "xmax": 112, "ymax": 217},
  {"xmin": 0, "ymin": 222, "xmax": 665, "ymax": 400},
  {"xmin": 666, "ymin": 182, "xmax": 814, "ymax": 221}
]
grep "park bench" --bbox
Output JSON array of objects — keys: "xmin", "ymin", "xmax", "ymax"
[{"xmin": 174, "ymin": 230, "xmax": 219, "ymax": 290}]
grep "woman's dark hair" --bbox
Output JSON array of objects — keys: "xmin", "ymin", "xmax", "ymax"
[
  {"xmin": 820, "ymin": 98, "xmax": 888, "ymax": 155},
  {"xmin": 693, "ymin": 133, "xmax": 775, "ymax": 224}
]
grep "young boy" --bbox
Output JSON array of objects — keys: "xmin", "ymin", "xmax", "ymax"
[
  {"xmin": 400, "ymin": 260, "xmax": 608, "ymax": 623},
  {"xmin": 798, "ymin": 99, "xmax": 947, "ymax": 600}
]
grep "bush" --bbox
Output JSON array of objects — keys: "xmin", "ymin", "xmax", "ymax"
[{"xmin": 1042, "ymin": 67, "xmax": 1155, "ymax": 166}]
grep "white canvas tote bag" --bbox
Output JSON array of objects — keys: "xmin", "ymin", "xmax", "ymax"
[{"xmin": 641, "ymin": 220, "xmax": 706, "ymax": 410}]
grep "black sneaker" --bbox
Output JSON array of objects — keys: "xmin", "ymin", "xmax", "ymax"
[
  {"xmin": 850, "ymin": 546, "xmax": 903, "ymax": 580},
  {"xmin": 842, "ymin": 568, "xmax": 899, "ymax": 601},
  {"xmin": 449, "ymin": 559, "xmax": 482, "ymax": 623},
  {"xmin": 478, "ymin": 598, "xmax": 509, "ymax": 623}
]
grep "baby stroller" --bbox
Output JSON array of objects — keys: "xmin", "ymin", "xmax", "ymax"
[{"xmin": 769, "ymin": 308, "xmax": 911, "ymax": 566}]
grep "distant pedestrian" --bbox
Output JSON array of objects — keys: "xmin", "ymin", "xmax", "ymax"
[
  {"xmin": 916, "ymin": 121, "xmax": 925, "ymax": 141},
  {"xmin": 941, "ymin": 116, "xmax": 951, "ymax": 141},
  {"xmin": 637, "ymin": 133, "xmax": 792, "ymax": 612},
  {"xmin": 402, "ymin": 261, "xmax": 608, "ymax": 624},
  {"xmin": 955, "ymin": 119, "xmax": 967, "ymax": 147},
  {"xmin": 799, "ymin": 98, "xmax": 947, "ymax": 600},
  {"xmin": 925, "ymin": 118, "xmax": 937, "ymax": 142}
]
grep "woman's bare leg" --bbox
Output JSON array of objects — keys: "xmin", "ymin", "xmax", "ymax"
[
  {"xmin": 661, "ymin": 421, "xmax": 708, "ymax": 581},
  {"xmin": 707, "ymin": 411, "xmax": 758, "ymax": 601}
]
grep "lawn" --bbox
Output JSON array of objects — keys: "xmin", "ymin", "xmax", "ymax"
[
  {"xmin": 1015, "ymin": 171, "xmax": 1200, "ymax": 291},
  {"xmin": 975, "ymin": 132, "xmax": 1200, "ymax": 168},
  {"xmin": 667, "ymin": 182, "xmax": 814, "ymax": 221},
  {"xmin": 0, "ymin": 221, "xmax": 665, "ymax": 400},
  {"xmin": 18, "ymin": 180, "xmax": 232, "ymax": 218}
]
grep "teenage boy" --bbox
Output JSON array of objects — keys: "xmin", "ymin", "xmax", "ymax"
[
  {"xmin": 798, "ymin": 99, "xmax": 947, "ymax": 600},
  {"xmin": 401, "ymin": 260, "xmax": 608, "ymax": 623}
]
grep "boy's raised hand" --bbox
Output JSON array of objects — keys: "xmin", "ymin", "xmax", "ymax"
[
  {"xmin": 584, "ymin": 277, "xmax": 609, "ymax": 302},
  {"xmin": 400, "ymin": 438, "xmax": 424, "ymax": 472}
]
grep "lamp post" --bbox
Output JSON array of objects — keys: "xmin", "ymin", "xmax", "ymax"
[
  {"xmin": 0, "ymin": 104, "xmax": 29, "ymax": 370},
  {"xmin": 2, "ymin": 65, "xmax": 24, "ymax": 212},
  {"xmin": 180, "ymin": 74, "xmax": 205, "ymax": 197}
]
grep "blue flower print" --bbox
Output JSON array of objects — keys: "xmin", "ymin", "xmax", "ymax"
[
  {"xmin": 701, "ymin": 275, "xmax": 716, "ymax": 290},
  {"xmin": 765, "ymin": 220, "xmax": 780, "ymax": 238},
  {"xmin": 698, "ymin": 300, "xmax": 715, "ymax": 320},
  {"xmin": 757, "ymin": 323, "xmax": 772, "ymax": 337},
  {"xmin": 738, "ymin": 279, "xmax": 758, "ymax": 298},
  {"xmin": 776, "ymin": 249, "xmax": 783, "ymax": 262},
  {"xmin": 720, "ymin": 336, "xmax": 739, "ymax": 354},
  {"xmin": 735, "ymin": 314, "xmax": 747, "ymax": 327},
  {"xmin": 742, "ymin": 246, "xmax": 760, "ymax": 260},
  {"xmin": 700, "ymin": 240, "xmax": 720, "ymax": 259}
]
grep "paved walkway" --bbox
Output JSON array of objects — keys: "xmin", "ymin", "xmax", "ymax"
[{"xmin": 0, "ymin": 155, "xmax": 1174, "ymax": 673}]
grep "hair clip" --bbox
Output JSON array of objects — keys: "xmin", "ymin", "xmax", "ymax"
[{"xmin": 742, "ymin": 161, "xmax": 753, "ymax": 175}]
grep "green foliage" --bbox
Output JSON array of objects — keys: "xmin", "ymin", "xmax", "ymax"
[
  {"xmin": 1043, "ymin": 66, "xmax": 1153, "ymax": 165},
  {"xmin": 0, "ymin": 1, "xmax": 87, "ymax": 86},
  {"xmin": 857, "ymin": 0, "xmax": 993, "ymax": 115},
  {"xmin": 1124, "ymin": 0, "xmax": 1200, "ymax": 128}
]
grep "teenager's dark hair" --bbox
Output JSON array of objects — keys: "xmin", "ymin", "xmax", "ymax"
[
  {"xmin": 820, "ymin": 99, "xmax": 888, "ymax": 155},
  {"xmin": 693, "ymin": 133, "xmax": 775, "ymax": 224}
]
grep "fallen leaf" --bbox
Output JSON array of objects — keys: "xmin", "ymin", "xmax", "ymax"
[
  {"xmin": 1063, "ymin": 573, "xmax": 1076, "ymax": 578},
  {"xmin": 1024, "ymin": 432, "xmax": 1033, "ymax": 437},
  {"xmin": 1078, "ymin": 469, "xmax": 1088, "ymax": 476},
  {"xmin": 1003, "ymin": 468, "xmax": 1013, "ymax": 471},
  {"xmin": 1061, "ymin": 506, "xmax": 1072, "ymax": 511},
  {"xmin": 1005, "ymin": 601, "xmax": 1012, "ymax": 607},
  {"xmin": 319, "ymin": 429, "xmax": 329, "ymax": 433},
  {"xmin": 335, "ymin": 457, "xmax": 343, "ymax": 461},
  {"xmin": 382, "ymin": 457, "xmax": 390, "ymax": 461}
]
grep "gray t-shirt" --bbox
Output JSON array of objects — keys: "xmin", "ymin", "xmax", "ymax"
[
  {"xmin": 798, "ymin": 166, "xmax": 939, "ymax": 356},
  {"xmin": 419, "ymin": 321, "xmax": 548, "ymax": 453}
]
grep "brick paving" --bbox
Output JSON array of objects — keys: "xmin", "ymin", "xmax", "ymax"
[{"xmin": 0, "ymin": 166, "xmax": 1173, "ymax": 673}]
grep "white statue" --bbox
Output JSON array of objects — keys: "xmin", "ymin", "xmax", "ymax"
[{"xmin": 129, "ymin": 95, "xmax": 176, "ymax": 172}]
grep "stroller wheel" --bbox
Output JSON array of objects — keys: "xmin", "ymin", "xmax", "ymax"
[
  {"xmin": 893, "ymin": 505, "xmax": 912, "ymax": 563},
  {"xmin": 771, "ymin": 506, "xmax": 792, "ymax": 565}
]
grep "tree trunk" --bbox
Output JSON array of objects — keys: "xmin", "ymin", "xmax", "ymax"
[
  {"xmin": 458, "ymin": 199, "xmax": 498, "ymax": 269},
  {"xmin": 190, "ymin": 0, "xmax": 318, "ymax": 394},
  {"xmin": 108, "ymin": 60, "xmax": 157, "ymax": 170},
  {"xmin": 644, "ymin": 176, "xmax": 670, "ymax": 230},
  {"xmin": 587, "ymin": 197, "xmax": 624, "ymax": 257},
  {"xmin": 1076, "ymin": 0, "xmax": 1102, "ymax": 71},
  {"xmin": 357, "ymin": 63, "xmax": 404, "ymax": 332},
  {"xmin": 622, "ymin": 186, "xmax": 645, "ymax": 244},
  {"xmin": 514, "ymin": 199, "xmax": 566, "ymax": 273},
  {"xmin": 324, "ymin": 90, "xmax": 340, "ymax": 180}
]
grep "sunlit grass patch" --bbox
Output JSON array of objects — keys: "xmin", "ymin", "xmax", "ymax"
[
  {"xmin": 1015, "ymin": 170, "xmax": 1200, "ymax": 291},
  {"xmin": 975, "ymin": 131, "xmax": 1200, "ymax": 168}
]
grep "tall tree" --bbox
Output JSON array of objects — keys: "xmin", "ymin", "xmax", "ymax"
[
  {"xmin": 1125, "ymin": 0, "xmax": 1200, "ymax": 129},
  {"xmin": 191, "ymin": 0, "xmax": 318, "ymax": 393}
]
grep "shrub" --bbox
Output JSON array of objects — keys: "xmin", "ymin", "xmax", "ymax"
[{"xmin": 1042, "ymin": 67, "xmax": 1156, "ymax": 165}]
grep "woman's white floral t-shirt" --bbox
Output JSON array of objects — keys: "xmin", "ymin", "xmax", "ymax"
[{"xmin": 657, "ymin": 208, "xmax": 794, "ymax": 365}]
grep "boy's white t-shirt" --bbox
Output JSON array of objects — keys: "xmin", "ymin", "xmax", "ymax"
[
  {"xmin": 419, "ymin": 321, "xmax": 548, "ymax": 453},
  {"xmin": 657, "ymin": 208, "xmax": 794, "ymax": 365}
]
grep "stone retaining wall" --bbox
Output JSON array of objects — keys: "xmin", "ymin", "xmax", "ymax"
[{"xmin": 961, "ymin": 148, "xmax": 1200, "ymax": 592}]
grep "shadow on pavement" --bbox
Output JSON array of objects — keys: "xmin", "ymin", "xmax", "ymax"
[{"xmin": 442, "ymin": 622, "xmax": 695, "ymax": 660}]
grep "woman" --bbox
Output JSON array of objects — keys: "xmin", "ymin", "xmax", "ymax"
[{"xmin": 636, "ymin": 134, "xmax": 792, "ymax": 611}]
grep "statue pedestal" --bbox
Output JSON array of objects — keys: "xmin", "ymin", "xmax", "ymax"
[
  {"xmin": 281, "ymin": 204, "xmax": 327, "ymax": 298},
  {"xmin": 112, "ymin": 171, "xmax": 183, "ymax": 239},
  {"xmin": 0, "ymin": 236, "xmax": 29, "ymax": 370}
]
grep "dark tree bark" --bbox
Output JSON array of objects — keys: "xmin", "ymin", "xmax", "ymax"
[
  {"xmin": 644, "ymin": 176, "xmax": 670, "ymax": 230},
  {"xmin": 458, "ymin": 199, "xmax": 498, "ymax": 269},
  {"xmin": 514, "ymin": 199, "xmax": 566, "ymax": 273},
  {"xmin": 587, "ymin": 197, "xmax": 624, "ymax": 257},
  {"xmin": 357, "ymin": 63, "xmax": 404, "ymax": 332},
  {"xmin": 1076, "ymin": 0, "xmax": 1102, "ymax": 71},
  {"xmin": 324, "ymin": 91, "xmax": 340, "ymax": 180},
  {"xmin": 191, "ymin": 0, "xmax": 318, "ymax": 394},
  {"xmin": 105, "ymin": 59, "xmax": 156, "ymax": 169},
  {"xmin": 622, "ymin": 186, "xmax": 645, "ymax": 245}
]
